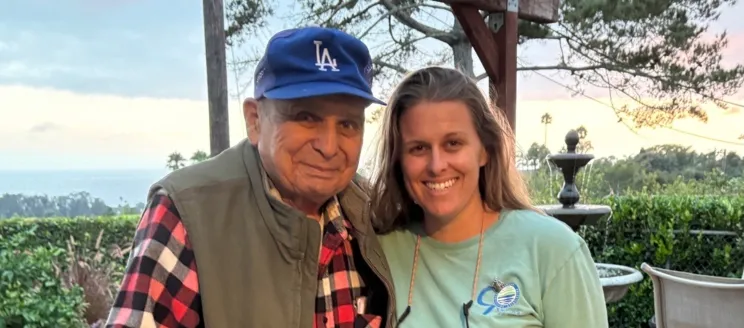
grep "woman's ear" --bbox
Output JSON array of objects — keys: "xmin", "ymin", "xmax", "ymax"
[{"xmin": 479, "ymin": 146, "xmax": 488, "ymax": 167}]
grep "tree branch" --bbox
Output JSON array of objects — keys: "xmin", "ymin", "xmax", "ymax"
[
  {"xmin": 474, "ymin": 64, "xmax": 609, "ymax": 81},
  {"xmin": 321, "ymin": 0, "xmax": 383, "ymax": 31},
  {"xmin": 359, "ymin": 2, "xmax": 453, "ymax": 39},
  {"xmin": 380, "ymin": 0, "xmax": 457, "ymax": 44},
  {"xmin": 374, "ymin": 59, "xmax": 408, "ymax": 74}
]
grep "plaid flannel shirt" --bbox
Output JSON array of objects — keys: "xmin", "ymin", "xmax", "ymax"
[{"xmin": 105, "ymin": 172, "xmax": 382, "ymax": 328}]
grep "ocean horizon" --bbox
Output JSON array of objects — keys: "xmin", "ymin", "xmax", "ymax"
[{"xmin": 0, "ymin": 169, "xmax": 170, "ymax": 206}]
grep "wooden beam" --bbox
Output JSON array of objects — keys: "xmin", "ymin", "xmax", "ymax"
[
  {"xmin": 433, "ymin": 0, "xmax": 560, "ymax": 23},
  {"xmin": 202, "ymin": 0, "xmax": 230, "ymax": 156},
  {"xmin": 495, "ymin": 1, "xmax": 519, "ymax": 134},
  {"xmin": 451, "ymin": 5, "xmax": 500, "ymax": 83},
  {"xmin": 451, "ymin": 4, "xmax": 517, "ymax": 133}
]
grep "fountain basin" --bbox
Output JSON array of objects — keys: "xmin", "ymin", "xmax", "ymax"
[
  {"xmin": 536, "ymin": 204, "xmax": 611, "ymax": 231},
  {"xmin": 596, "ymin": 263, "xmax": 643, "ymax": 303},
  {"xmin": 547, "ymin": 152, "xmax": 594, "ymax": 162}
]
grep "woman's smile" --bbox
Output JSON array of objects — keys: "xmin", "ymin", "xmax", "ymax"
[{"xmin": 423, "ymin": 177, "xmax": 459, "ymax": 195}]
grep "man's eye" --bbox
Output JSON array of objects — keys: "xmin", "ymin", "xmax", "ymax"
[
  {"xmin": 296, "ymin": 112, "xmax": 318, "ymax": 122},
  {"xmin": 340, "ymin": 120, "xmax": 360, "ymax": 130}
]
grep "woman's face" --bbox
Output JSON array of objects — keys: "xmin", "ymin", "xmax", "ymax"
[{"xmin": 398, "ymin": 100, "xmax": 487, "ymax": 222}]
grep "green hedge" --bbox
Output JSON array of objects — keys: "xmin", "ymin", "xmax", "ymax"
[
  {"xmin": 580, "ymin": 195, "xmax": 744, "ymax": 328},
  {"xmin": 0, "ymin": 227, "xmax": 88, "ymax": 327},
  {"xmin": 1, "ymin": 196, "xmax": 743, "ymax": 327},
  {"xmin": 0, "ymin": 216, "xmax": 140, "ymax": 327},
  {"xmin": 0, "ymin": 215, "xmax": 139, "ymax": 254}
]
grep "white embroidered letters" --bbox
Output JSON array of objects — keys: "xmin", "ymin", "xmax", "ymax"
[{"xmin": 314, "ymin": 40, "xmax": 340, "ymax": 72}]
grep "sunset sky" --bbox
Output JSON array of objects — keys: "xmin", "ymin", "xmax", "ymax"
[{"xmin": 1, "ymin": 0, "xmax": 743, "ymax": 171}]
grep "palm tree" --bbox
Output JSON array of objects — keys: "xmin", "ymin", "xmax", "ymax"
[
  {"xmin": 190, "ymin": 150, "xmax": 208, "ymax": 164},
  {"xmin": 540, "ymin": 112, "xmax": 553, "ymax": 146},
  {"xmin": 166, "ymin": 152, "xmax": 186, "ymax": 171}
]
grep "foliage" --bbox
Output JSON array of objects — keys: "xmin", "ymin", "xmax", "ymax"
[
  {"xmin": 225, "ymin": 0, "xmax": 744, "ymax": 127},
  {"xmin": 59, "ymin": 231, "xmax": 130, "ymax": 325},
  {"xmin": 0, "ymin": 191, "xmax": 112, "ymax": 219},
  {"xmin": 519, "ymin": 125, "xmax": 744, "ymax": 206},
  {"xmin": 224, "ymin": 0, "xmax": 274, "ymax": 46},
  {"xmin": 0, "ymin": 227, "xmax": 87, "ymax": 328},
  {"xmin": 558, "ymin": 0, "xmax": 744, "ymax": 127},
  {"xmin": 0, "ymin": 217, "xmax": 138, "ymax": 326},
  {"xmin": 167, "ymin": 150, "xmax": 209, "ymax": 172},
  {"xmin": 0, "ymin": 216, "xmax": 139, "ymax": 260},
  {"xmin": 0, "ymin": 192, "xmax": 144, "ymax": 219},
  {"xmin": 579, "ymin": 194, "xmax": 744, "ymax": 327}
]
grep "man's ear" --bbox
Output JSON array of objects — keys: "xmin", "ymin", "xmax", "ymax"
[{"xmin": 243, "ymin": 98, "xmax": 260, "ymax": 145}]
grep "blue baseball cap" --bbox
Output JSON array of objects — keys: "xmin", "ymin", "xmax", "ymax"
[{"xmin": 253, "ymin": 27, "xmax": 386, "ymax": 105}]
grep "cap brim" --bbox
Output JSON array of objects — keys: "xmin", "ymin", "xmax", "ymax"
[{"xmin": 263, "ymin": 81, "xmax": 386, "ymax": 106}]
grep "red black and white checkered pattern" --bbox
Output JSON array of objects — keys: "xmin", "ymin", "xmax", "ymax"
[
  {"xmin": 313, "ymin": 201, "xmax": 381, "ymax": 328},
  {"xmin": 105, "ymin": 177, "xmax": 381, "ymax": 328},
  {"xmin": 105, "ymin": 192, "xmax": 203, "ymax": 327}
]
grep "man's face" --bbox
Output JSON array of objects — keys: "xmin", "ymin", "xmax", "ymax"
[{"xmin": 245, "ymin": 95, "xmax": 368, "ymax": 209}]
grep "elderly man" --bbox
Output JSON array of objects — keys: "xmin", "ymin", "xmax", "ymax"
[{"xmin": 106, "ymin": 27, "xmax": 395, "ymax": 328}]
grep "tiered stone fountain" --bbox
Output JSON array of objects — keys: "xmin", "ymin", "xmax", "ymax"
[{"xmin": 535, "ymin": 130, "xmax": 642, "ymax": 303}]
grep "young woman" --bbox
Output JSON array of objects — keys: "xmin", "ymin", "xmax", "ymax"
[{"xmin": 369, "ymin": 66, "xmax": 607, "ymax": 328}]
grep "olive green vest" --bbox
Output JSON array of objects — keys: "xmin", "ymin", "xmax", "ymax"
[{"xmin": 148, "ymin": 139, "xmax": 396, "ymax": 328}]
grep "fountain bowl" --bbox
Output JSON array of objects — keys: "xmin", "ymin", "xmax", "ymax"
[
  {"xmin": 547, "ymin": 152, "xmax": 594, "ymax": 162},
  {"xmin": 536, "ymin": 204, "xmax": 611, "ymax": 231},
  {"xmin": 596, "ymin": 263, "xmax": 644, "ymax": 303}
]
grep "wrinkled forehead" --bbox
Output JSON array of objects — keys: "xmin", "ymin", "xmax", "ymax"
[{"xmin": 272, "ymin": 95, "xmax": 369, "ymax": 119}]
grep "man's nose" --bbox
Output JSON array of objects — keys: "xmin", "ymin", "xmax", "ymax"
[
  {"xmin": 312, "ymin": 121, "xmax": 339, "ymax": 159},
  {"xmin": 427, "ymin": 148, "xmax": 447, "ymax": 174}
]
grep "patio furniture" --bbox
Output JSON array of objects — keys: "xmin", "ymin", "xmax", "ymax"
[{"xmin": 641, "ymin": 263, "xmax": 744, "ymax": 328}]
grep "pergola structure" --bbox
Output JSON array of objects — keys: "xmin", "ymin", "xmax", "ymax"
[{"xmin": 434, "ymin": 0, "xmax": 560, "ymax": 135}]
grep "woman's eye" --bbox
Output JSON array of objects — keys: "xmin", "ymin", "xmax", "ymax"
[
  {"xmin": 409, "ymin": 145, "xmax": 426, "ymax": 154},
  {"xmin": 444, "ymin": 140, "xmax": 464, "ymax": 151}
]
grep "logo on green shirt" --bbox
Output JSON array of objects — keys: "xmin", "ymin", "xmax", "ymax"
[{"xmin": 477, "ymin": 278, "xmax": 521, "ymax": 315}]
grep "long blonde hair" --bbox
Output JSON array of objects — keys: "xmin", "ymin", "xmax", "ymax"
[{"xmin": 369, "ymin": 66, "xmax": 535, "ymax": 233}]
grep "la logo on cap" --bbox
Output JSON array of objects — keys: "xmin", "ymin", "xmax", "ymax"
[{"xmin": 314, "ymin": 40, "xmax": 339, "ymax": 72}]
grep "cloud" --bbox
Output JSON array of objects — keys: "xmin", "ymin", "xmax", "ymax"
[
  {"xmin": 0, "ymin": 60, "xmax": 77, "ymax": 79},
  {"xmin": 28, "ymin": 122, "xmax": 63, "ymax": 133},
  {"xmin": 0, "ymin": 1, "xmax": 207, "ymax": 100},
  {"xmin": 0, "ymin": 40, "xmax": 16, "ymax": 53},
  {"xmin": 0, "ymin": 84, "xmax": 247, "ymax": 170}
]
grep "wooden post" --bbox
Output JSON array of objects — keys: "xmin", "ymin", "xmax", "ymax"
[
  {"xmin": 444, "ymin": 0, "xmax": 559, "ymax": 137},
  {"xmin": 202, "ymin": 0, "xmax": 230, "ymax": 157},
  {"xmin": 493, "ymin": 0, "xmax": 519, "ymax": 134}
]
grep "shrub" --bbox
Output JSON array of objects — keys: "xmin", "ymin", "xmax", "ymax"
[
  {"xmin": 60, "ymin": 230, "xmax": 131, "ymax": 325},
  {"xmin": 0, "ymin": 216, "xmax": 139, "ymax": 326},
  {"xmin": 0, "ymin": 226, "xmax": 87, "ymax": 328},
  {"xmin": 0, "ymin": 215, "xmax": 139, "ymax": 265}
]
